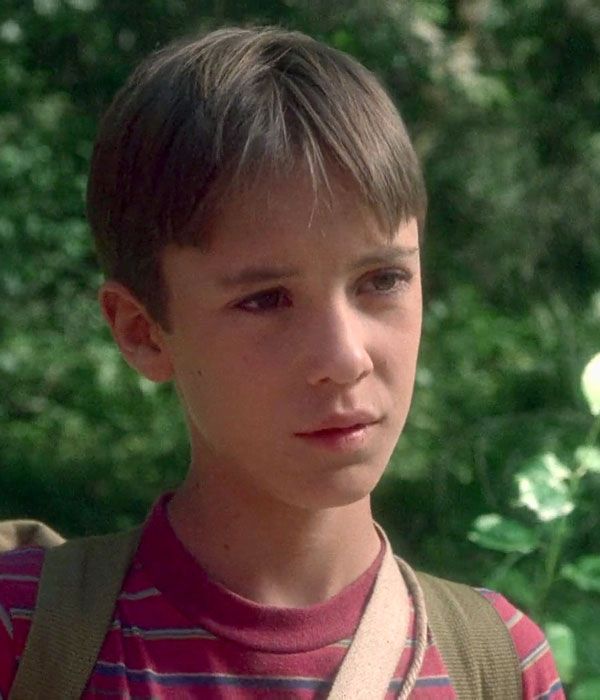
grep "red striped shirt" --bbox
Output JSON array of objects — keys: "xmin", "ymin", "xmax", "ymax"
[{"xmin": 0, "ymin": 497, "xmax": 564, "ymax": 698}]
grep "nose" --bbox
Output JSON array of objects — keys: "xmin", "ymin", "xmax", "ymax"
[{"xmin": 304, "ymin": 300, "xmax": 374, "ymax": 387}]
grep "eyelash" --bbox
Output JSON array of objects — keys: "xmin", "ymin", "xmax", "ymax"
[
  {"xmin": 237, "ymin": 288, "xmax": 292, "ymax": 313},
  {"xmin": 365, "ymin": 269, "xmax": 412, "ymax": 294},
  {"xmin": 234, "ymin": 269, "xmax": 412, "ymax": 313}
]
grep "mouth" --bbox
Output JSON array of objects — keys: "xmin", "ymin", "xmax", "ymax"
[
  {"xmin": 303, "ymin": 424, "xmax": 369, "ymax": 437},
  {"xmin": 296, "ymin": 411, "xmax": 380, "ymax": 435},
  {"xmin": 294, "ymin": 419, "xmax": 379, "ymax": 451}
]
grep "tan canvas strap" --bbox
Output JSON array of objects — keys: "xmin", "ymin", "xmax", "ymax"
[
  {"xmin": 416, "ymin": 572, "xmax": 522, "ymax": 700},
  {"xmin": 0, "ymin": 520, "xmax": 65, "ymax": 550},
  {"xmin": 327, "ymin": 528, "xmax": 421, "ymax": 700},
  {"xmin": 9, "ymin": 526, "xmax": 142, "ymax": 700}
]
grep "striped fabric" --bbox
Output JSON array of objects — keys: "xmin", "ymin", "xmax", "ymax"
[{"xmin": 0, "ymin": 497, "xmax": 564, "ymax": 699}]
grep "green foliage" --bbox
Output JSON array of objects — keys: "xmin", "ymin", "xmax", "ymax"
[
  {"xmin": 573, "ymin": 678, "xmax": 600, "ymax": 700},
  {"xmin": 469, "ymin": 514, "xmax": 538, "ymax": 554},
  {"xmin": 515, "ymin": 453, "xmax": 574, "ymax": 522},
  {"xmin": 562, "ymin": 557, "xmax": 600, "ymax": 595},
  {"xmin": 468, "ymin": 354, "xmax": 600, "ymax": 693},
  {"xmin": 545, "ymin": 622, "xmax": 576, "ymax": 685},
  {"xmin": 1, "ymin": 0, "xmax": 599, "ymax": 690}
]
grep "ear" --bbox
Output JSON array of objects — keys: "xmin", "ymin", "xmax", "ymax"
[{"xmin": 99, "ymin": 281, "xmax": 173, "ymax": 383}]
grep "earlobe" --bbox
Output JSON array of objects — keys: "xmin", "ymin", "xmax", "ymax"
[{"xmin": 98, "ymin": 281, "xmax": 173, "ymax": 383}]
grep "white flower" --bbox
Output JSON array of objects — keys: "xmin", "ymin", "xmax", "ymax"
[{"xmin": 581, "ymin": 353, "xmax": 600, "ymax": 416}]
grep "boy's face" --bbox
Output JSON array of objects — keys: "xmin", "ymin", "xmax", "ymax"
[{"xmin": 159, "ymin": 168, "xmax": 422, "ymax": 511}]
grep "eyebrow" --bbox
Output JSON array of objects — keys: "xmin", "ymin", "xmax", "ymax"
[
  {"xmin": 216, "ymin": 245, "xmax": 419, "ymax": 289},
  {"xmin": 355, "ymin": 245, "xmax": 419, "ymax": 268}
]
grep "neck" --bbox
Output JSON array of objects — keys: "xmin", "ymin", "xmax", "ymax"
[{"xmin": 168, "ymin": 464, "xmax": 381, "ymax": 608}]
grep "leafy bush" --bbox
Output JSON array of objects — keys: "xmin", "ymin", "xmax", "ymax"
[{"xmin": 469, "ymin": 354, "xmax": 600, "ymax": 692}]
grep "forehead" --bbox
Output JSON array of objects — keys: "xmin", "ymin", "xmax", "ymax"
[
  {"xmin": 203, "ymin": 167, "xmax": 405, "ymax": 254},
  {"xmin": 162, "ymin": 167, "xmax": 420, "ymax": 298},
  {"xmin": 160, "ymin": 173, "xmax": 420, "ymax": 323}
]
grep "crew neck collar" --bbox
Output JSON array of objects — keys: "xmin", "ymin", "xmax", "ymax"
[{"xmin": 136, "ymin": 493, "xmax": 385, "ymax": 652}]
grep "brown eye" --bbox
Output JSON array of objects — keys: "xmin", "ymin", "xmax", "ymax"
[
  {"xmin": 237, "ymin": 288, "xmax": 291, "ymax": 312},
  {"xmin": 363, "ymin": 269, "xmax": 411, "ymax": 294}
]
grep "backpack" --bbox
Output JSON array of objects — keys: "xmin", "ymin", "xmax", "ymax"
[{"xmin": 0, "ymin": 521, "xmax": 522, "ymax": 699}]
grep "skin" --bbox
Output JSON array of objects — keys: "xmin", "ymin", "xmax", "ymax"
[{"xmin": 100, "ymin": 168, "xmax": 422, "ymax": 607}]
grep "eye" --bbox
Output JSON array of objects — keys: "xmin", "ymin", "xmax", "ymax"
[
  {"xmin": 361, "ymin": 269, "xmax": 412, "ymax": 294},
  {"xmin": 235, "ymin": 287, "xmax": 291, "ymax": 313}
]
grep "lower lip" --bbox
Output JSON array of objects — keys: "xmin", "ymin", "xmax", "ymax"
[{"xmin": 295, "ymin": 424, "xmax": 374, "ymax": 451}]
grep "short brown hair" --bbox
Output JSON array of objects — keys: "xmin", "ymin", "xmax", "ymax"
[{"xmin": 87, "ymin": 26, "xmax": 426, "ymax": 328}]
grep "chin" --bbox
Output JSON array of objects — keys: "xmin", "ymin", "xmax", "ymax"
[{"xmin": 290, "ymin": 465, "xmax": 384, "ymax": 510}]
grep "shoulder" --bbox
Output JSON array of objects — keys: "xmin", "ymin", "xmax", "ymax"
[
  {"xmin": 0, "ymin": 546, "xmax": 46, "ymax": 696},
  {"xmin": 475, "ymin": 588, "xmax": 565, "ymax": 699}
]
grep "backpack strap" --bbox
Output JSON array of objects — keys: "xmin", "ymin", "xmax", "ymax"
[
  {"xmin": 415, "ymin": 571, "xmax": 522, "ymax": 700},
  {"xmin": 9, "ymin": 526, "xmax": 142, "ymax": 700},
  {"xmin": 328, "ymin": 528, "xmax": 412, "ymax": 699},
  {"xmin": 7, "ymin": 523, "xmax": 521, "ymax": 700},
  {"xmin": 0, "ymin": 520, "xmax": 64, "ymax": 550}
]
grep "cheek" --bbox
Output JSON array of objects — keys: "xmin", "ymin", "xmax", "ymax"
[
  {"xmin": 378, "ymin": 324, "xmax": 421, "ymax": 399},
  {"xmin": 177, "ymin": 340, "xmax": 280, "ymax": 421},
  {"xmin": 220, "ymin": 328, "xmax": 295, "ymax": 384},
  {"xmin": 380, "ymin": 310, "xmax": 421, "ymax": 355}
]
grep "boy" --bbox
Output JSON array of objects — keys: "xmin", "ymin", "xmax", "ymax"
[{"xmin": 0, "ymin": 26, "xmax": 563, "ymax": 698}]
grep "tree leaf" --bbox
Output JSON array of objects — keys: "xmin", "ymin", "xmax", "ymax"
[
  {"xmin": 515, "ymin": 453, "xmax": 574, "ymax": 522},
  {"xmin": 468, "ymin": 513, "xmax": 538, "ymax": 554},
  {"xmin": 544, "ymin": 622, "xmax": 576, "ymax": 684},
  {"xmin": 561, "ymin": 556, "xmax": 600, "ymax": 593},
  {"xmin": 575, "ymin": 446, "xmax": 600, "ymax": 475},
  {"xmin": 573, "ymin": 678, "xmax": 600, "ymax": 700},
  {"xmin": 581, "ymin": 352, "xmax": 600, "ymax": 416},
  {"xmin": 484, "ymin": 567, "xmax": 537, "ymax": 610}
]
